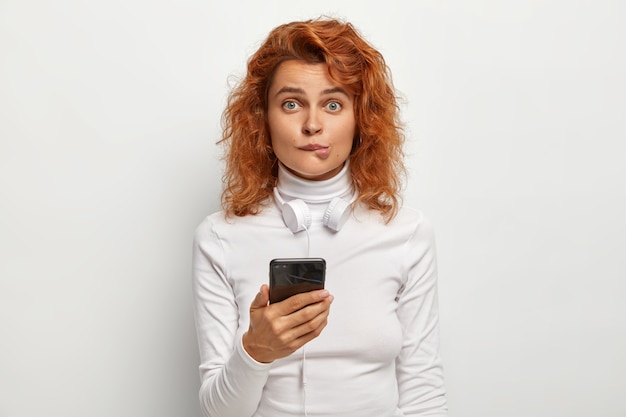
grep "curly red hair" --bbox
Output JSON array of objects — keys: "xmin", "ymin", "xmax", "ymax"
[{"xmin": 219, "ymin": 17, "xmax": 405, "ymax": 221}]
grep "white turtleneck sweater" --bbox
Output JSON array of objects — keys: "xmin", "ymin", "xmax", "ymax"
[{"xmin": 192, "ymin": 163, "xmax": 447, "ymax": 417}]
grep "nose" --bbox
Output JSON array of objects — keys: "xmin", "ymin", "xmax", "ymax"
[{"xmin": 302, "ymin": 110, "xmax": 322, "ymax": 135}]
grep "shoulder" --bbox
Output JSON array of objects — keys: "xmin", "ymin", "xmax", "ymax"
[
  {"xmin": 194, "ymin": 211, "xmax": 228, "ymax": 240},
  {"xmin": 389, "ymin": 206, "xmax": 437, "ymax": 248},
  {"xmin": 395, "ymin": 206, "xmax": 434, "ymax": 231},
  {"xmin": 348, "ymin": 204, "xmax": 436, "ymax": 247},
  {"xmin": 194, "ymin": 203, "xmax": 283, "ymax": 242},
  {"xmin": 369, "ymin": 205, "xmax": 433, "ymax": 234}
]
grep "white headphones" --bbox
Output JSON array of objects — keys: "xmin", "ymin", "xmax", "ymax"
[{"xmin": 273, "ymin": 187, "xmax": 354, "ymax": 233}]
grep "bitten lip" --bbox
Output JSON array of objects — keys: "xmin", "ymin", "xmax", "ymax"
[{"xmin": 299, "ymin": 143, "xmax": 329, "ymax": 151}]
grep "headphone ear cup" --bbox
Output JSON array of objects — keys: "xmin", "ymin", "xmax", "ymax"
[
  {"xmin": 282, "ymin": 199, "xmax": 311, "ymax": 233},
  {"xmin": 323, "ymin": 197, "xmax": 351, "ymax": 232}
]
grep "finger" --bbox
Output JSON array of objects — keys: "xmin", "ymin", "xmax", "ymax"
[
  {"xmin": 259, "ymin": 284, "xmax": 270, "ymax": 300},
  {"xmin": 283, "ymin": 296, "xmax": 332, "ymax": 335},
  {"xmin": 285, "ymin": 294, "xmax": 333, "ymax": 324},
  {"xmin": 277, "ymin": 289, "xmax": 331, "ymax": 315},
  {"xmin": 285, "ymin": 308, "xmax": 331, "ymax": 347},
  {"xmin": 250, "ymin": 285, "xmax": 270, "ymax": 310}
]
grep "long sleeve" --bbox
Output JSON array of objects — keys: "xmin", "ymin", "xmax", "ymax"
[
  {"xmin": 191, "ymin": 202, "xmax": 446, "ymax": 417},
  {"xmin": 395, "ymin": 216, "xmax": 447, "ymax": 416},
  {"xmin": 192, "ymin": 217, "xmax": 271, "ymax": 417}
]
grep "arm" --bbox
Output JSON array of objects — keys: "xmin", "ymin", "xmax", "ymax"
[
  {"xmin": 192, "ymin": 218, "xmax": 270, "ymax": 417},
  {"xmin": 396, "ymin": 215, "xmax": 448, "ymax": 416},
  {"xmin": 192, "ymin": 217, "xmax": 333, "ymax": 416}
]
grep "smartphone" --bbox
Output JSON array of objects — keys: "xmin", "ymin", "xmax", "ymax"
[{"xmin": 269, "ymin": 258, "xmax": 326, "ymax": 304}]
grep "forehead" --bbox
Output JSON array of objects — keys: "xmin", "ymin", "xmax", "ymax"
[{"xmin": 268, "ymin": 60, "xmax": 346, "ymax": 94}]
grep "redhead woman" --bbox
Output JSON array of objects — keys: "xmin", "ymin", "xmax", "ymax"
[{"xmin": 192, "ymin": 18, "xmax": 447, "ymax": 417}]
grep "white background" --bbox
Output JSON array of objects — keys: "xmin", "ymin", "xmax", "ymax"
[{"xmin": 1, "ymin": 1, "xmax": 625, "ymax": 416}]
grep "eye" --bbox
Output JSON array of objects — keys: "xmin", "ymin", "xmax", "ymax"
[
  {"xmin": 326, "ymin": 101, "xmax": 342, "ymax": 112},
  {"xmin": 282, "ymin": 101, "xmax": 299, "ymax": 111}
]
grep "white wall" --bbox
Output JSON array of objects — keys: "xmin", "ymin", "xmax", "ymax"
[{"xmin": 1, "ymin": 1, "xmax": 624, "ymax": 416}]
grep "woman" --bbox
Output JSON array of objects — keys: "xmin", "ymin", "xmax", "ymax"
[{"xmin": 193, "ymin": 18, "xmax": 447, "ymax": 417}]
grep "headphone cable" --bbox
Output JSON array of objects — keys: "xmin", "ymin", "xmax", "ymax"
[{"xmin": 303, "ymin": 224, "xmax": 311, "ymax": 258}]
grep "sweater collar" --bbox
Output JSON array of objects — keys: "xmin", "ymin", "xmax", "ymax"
[{"xmin": 276, "ymin": 161, "xmax": 353, "ymax": 204}]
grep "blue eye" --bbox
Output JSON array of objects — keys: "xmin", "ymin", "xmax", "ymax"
[
  {"xmin": 326, "ymin": 101, "xmax": 341, "ymax": 111},
  {"xmin": 283, "ymin": 101, "xmax": 298, "ymax": 110}
]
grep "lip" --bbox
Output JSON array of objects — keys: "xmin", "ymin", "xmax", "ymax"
[
  {"xmin": 298, "ymin": 143, "xmax": 331, "ymax": 159},
  {"xmin": 298, "ymin": 144, "xmax": 329, "ymax": 151}
]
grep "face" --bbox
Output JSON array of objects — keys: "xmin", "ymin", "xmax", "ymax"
[{"xmin": 267, "ymin": 60, "xmax": 356, "ymax": 181}]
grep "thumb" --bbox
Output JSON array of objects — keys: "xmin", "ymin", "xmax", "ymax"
[{"xmin": 250, "ymin": 284, "xmax": 270, "ymax": 310}]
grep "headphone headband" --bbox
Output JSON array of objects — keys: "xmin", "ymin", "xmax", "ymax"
[{"xmin": 273, "ymin": 188, "xmax": 354, "ymax": 233}]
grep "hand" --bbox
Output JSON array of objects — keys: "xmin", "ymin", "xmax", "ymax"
[{"xmin": 242, "ymin": 284, "xmax": 333, "ymax": 363}]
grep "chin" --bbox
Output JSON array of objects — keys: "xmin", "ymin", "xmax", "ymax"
[{"xmin": 297, "ymin": 166, "xmax": 343, "ymax": 181}]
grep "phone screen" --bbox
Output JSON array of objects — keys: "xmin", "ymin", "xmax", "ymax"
[{"xmin": 269, "ymin": 258, "xmax": 326, "ymax": 304}]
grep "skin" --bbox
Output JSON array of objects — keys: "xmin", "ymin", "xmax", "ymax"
[
  {"xmin": 267, "ymin": 60, "xmax": 356, "ymax": 181},
  {"xmin": 243, "ymin": 60, "xmax": 354, "ymax": 362},
  {"xmin": 243, "ymin": 285, "xmax": 333, "ymax": 363}
]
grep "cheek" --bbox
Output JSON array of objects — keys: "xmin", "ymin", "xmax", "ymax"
[
  {"xmin": 338, "ymin": 119, "xmax": 356, "ymax": 146},
  {"xmin": 267, "ymin": 107, "xmax": 287, "ymax": 131},
  {"xmin": 333, "ymin": 136, "xmax": 355, "ymax": 160},
  {"xmin": 268, "ymin": 122, "xmax": 292, "ymax": 156},
  {"xmin": 268, "ymin": 114, "xmax": 297, "ymax": 139}
]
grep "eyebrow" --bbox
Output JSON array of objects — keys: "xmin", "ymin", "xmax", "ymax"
[{"xmin": 274, "ymin": 86, "xmax": 349, "ymax": 98}]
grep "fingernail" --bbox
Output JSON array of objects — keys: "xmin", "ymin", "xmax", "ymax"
[{"xmin": 319, "ymin": 290, "xmax": 330, "ymax": 298}]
